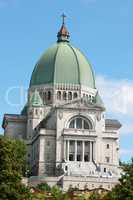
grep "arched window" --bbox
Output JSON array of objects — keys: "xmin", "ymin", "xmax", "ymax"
[
  {"xmin": 86, "ymin": 94, "xmax": 88, "ymax": 100},
  {"xmin": 42, "ymin": 92, "xmax": 47, "ymax": 104},
  {"xmin": 68, "ymin": 92, "xmax": 72, "ymax": 100},
  {"xmin": 48, "ymin": 91, "xmax": 51, "ymax": 100},
  {"xmin": 84, "ymin": 120, "xmax": 90, "ymax": 129},
  {"xmin": 63, "ymin": 91, "xmax": 67, "ymax": 100},
  {"xmin": 92, "ymin": 96, "xmax": 95, "ymax": 103},
  {"xmin": 43, "ymin": 92, "xmax": 47, "ymax": 101},
  {"xmin": 39, "ymin": 91, "xmax": 43, "ymax": 99},
  {"xmin": 35, "ymin": 109, "xmax": 38, "ymax": 115},
  {"xmin": 83, "ymin": 93, "xmax": 85, "ymax": 99},
  {"xmin": 57, "ymin": 91, "xmax": 61, "ymax": 100},
  {"xmin": 69, "ymin": 116, "xmax": 93, "ymax": 130},
  {"xmin": 73, "ymin": 92, "xmax": 78, "ymax": 99}
]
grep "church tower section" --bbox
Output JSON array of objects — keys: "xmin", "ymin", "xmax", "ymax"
[{"xmin": 2, "ymin": 16, "xmax": 122, "ymax": 191}]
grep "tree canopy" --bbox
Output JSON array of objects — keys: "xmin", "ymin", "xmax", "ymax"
[
  {"xmin": 0, "ymin": 135, "xmax": 133, "ymax": 200},
  {"xmin": 0, "ymin": 136, "xmax": 31, "ymax": 200},
  {"xmin": 104, "ymin": 159, "xmax": 133, "ymax": 200}
]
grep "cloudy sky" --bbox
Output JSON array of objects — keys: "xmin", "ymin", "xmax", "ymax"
[{"xmin": 0, "ymin": 0, "xmax": 133, "ymax": 161}]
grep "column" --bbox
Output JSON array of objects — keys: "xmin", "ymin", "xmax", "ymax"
[
  {"xmin": 39, "ymin": 137, "xmax": 45, "ymax": 162},
  {"xmin": 93, "ymin": 142, "xmax": 96, "ymax": 161},
  {"xmin": 74, "ymin": 140, "xmax": 77, "ymax": 161},
  {"xmin": 92, "ymin": 142, "xmax": 94, "ymax": 161},
  {"xmin": 67, "ymin": 140, "xmax": 70, "ymax": 161},
  {"xmin": 90, "ymin": 141, "xmax": 92, "ymax": 162},
  {"xmin": 64, "ymin": 140, "xmax": 66, "ymax": 160},
  {"xmin": 82, "ymin": 141, "xmax": 85, "ymax": 162}
]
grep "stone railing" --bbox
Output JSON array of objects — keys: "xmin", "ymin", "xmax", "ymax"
[{"xmin": 102, "ymin": 131, "xmax": 118, "ymax": 139}]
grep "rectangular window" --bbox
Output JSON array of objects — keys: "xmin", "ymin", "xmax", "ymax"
[
  {"xmin": 69, "ymin": 141, "xmax": 75, "ymax": 153},
  {"xmin": 85, "ymin": 141, "xmax": 90, "ymax": 152},
  {"xmin": 105, "ymin": 156, "xmax": 110, "ymax": 163},
  {"xmin": 84, "ymin": 154, "xmax": 89, "ymax": 162},
  {"xmin": 70, "ymin": 141, "xmax": 74, "ymax": 146},
  {"xmin": 77, "ymin": 154, "xmax": 82, "ymax": 161},
  {"xmin": 104, "ymin": 168, "xmax": 106, "ymax": 173},
  {"xmin": 69, "ymin": 154, "xmax": 74, "ymax": 161},
  {"xmin": 77, "ymin": 141, "xmax": 82, "ymax": 146},
  {"xmin": 77, "ymin": 141, "xmax": 82, "ymax": 159}
]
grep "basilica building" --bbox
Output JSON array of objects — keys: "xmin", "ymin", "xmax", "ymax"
[{"xmin": 2, "ymin": 17, "xmax": 122, "ymax": 191}]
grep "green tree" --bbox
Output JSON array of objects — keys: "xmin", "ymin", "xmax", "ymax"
[
  {"xmin": 0, "ymin": 136, "xmax": 32, "ymax": 200},
  {"xmin": 104, "ymin": 158, "xmax": 133, "ymax": 200},
  {"xmin": 36, "ymin": 182, "xmax": 51, "ymax": 192},
  {"xmin": 87, "ymin": 191, "xmax": 103, "ymax": 200},
  {"xmin": 51, "ymin": 185, "xmax": 64, "ymax": 200}
]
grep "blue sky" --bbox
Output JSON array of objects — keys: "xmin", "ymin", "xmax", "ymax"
[{"xmin": 0, "ymin": 0, "xmax": 133, "ymax": 161}]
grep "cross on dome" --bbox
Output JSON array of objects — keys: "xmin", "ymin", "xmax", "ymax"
[
  {"xmin": 57, "ymin": 13, "xmax": 70, "ymax": 42},
  {"xmin": 61, "ymin": 13, "xmax": 66, "ymax": 25}
]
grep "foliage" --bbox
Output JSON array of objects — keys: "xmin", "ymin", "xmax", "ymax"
[
  {"xmin": 104, "ymin": 158, "xmax": 133, "ymax": 200},
  {"xmin": 32, "ymin": 158, "xmax": 133, "ymax": 200},
  {"xmin": 88, "ymin": 191, "xmax": 102, "ymax": 200},
  {"xmin": 0, "ymin": 182, "xmax": 32, "ymax": 200},
  {"xmin": 1, "ymin": 135, "xmax": 133, "ymax": 200},
  {"xmin": 50, "ymin": 185, "xmax": 64, "ymax": 200},
  {"xmin": 0, "ymin": 136, "xmax": 27, "ymax": 179},
  {"xmin": 0, "ymin": 136, "xmax": 32, "ymax": 200},
  {"xmin": 76, "ymin": 196, "xmax": 86, "ymax": 200},
  {"xmin": 36, "ymin": 182, "xmax": 51, "ymax": 192}
]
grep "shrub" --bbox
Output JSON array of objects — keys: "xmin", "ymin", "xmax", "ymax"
[{"xmin": 36, "ymin": 182, "xmax": 51, "ymax": 192}]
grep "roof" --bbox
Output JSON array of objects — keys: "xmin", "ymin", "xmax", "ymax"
[
  {"xmin": 95, "ymin": 92, "xmax": 105, "ymax": 108},
  {"xmin": 105, "ymin": 119, "xmax": 122, "ymax": 129},
  {"xmin": 30, "ymin": 41, "xmax": 95, "ymax": 88},
  {"xmin": 30, "ymin": 90, "xmax": 43, "ymax": 107},
  {"xmin": 21, "ymin": 104, "xmax": 27, "ymax": 115},
  {"xmin": 2, "ymin": 114, "xmax": 27, "ymax": 129}
]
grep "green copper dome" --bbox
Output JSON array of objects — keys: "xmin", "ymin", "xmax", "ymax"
[{"xmin": 30, "ymin": 23, "xmax": 95, "ymax": 88}]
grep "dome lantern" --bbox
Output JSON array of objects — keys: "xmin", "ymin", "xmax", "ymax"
[
  {"xmin": 57, "ymin": 13, "xmax": 70, "ymax": 43},
  {"xmin": 30, "ymin": 16, "xmax": 96, "ymax": 89}
]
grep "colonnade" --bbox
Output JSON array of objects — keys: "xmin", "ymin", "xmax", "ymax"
[{"xmin": 64, "ymin": 140, "xmax": 95, "ymax": 162}]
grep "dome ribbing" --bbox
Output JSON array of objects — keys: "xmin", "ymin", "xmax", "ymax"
[{"xmin": 30, "ymin": 42, "xmax": 95, "ymax": 88}]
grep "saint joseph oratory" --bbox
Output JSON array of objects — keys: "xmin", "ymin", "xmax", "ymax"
[{"xmin": 2, "ymin": 17, "xmax": 122, "ymax": 190}]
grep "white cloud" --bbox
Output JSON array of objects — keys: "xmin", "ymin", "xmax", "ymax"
[
  {"xmin": 96, "ymin": 75, "xmax": 133, "ymax": 135},
  {"xmin": 96, "ymin": 75, "xmax": 133, "ymax": 116},
  {"xmin": 120, "ymin": 148, "xmax": 133, "ymax": 156}
]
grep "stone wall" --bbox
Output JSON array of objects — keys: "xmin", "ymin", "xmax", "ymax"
[
  {"xmin": 4, "ymin": 119, "xmax": 27, "ymax": 139},
  {"xmin": 28, "ymin": 175, "xmax": 119, "ymax": 191}
]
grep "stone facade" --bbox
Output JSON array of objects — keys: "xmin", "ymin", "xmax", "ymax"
[
  {"xmin": 2, "ymin": 21, "xmax": 122, "ymax": 190},
  {"xmin": 2, "ymin": 83, "xmax": 122, "ymax": 190}
]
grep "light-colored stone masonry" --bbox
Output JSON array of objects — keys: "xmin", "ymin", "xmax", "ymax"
[{"xmin": 3, "ymin": 84, "xmax": 122, "ymax": 191}]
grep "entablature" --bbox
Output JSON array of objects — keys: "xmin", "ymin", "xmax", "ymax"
[
  {"xmin": 2, "ymin": 114, "xmax": 27, "ymax": 129},
  {"xmin": 62, "ymin": 128, "xmax": 97, "ymax": 138}
]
